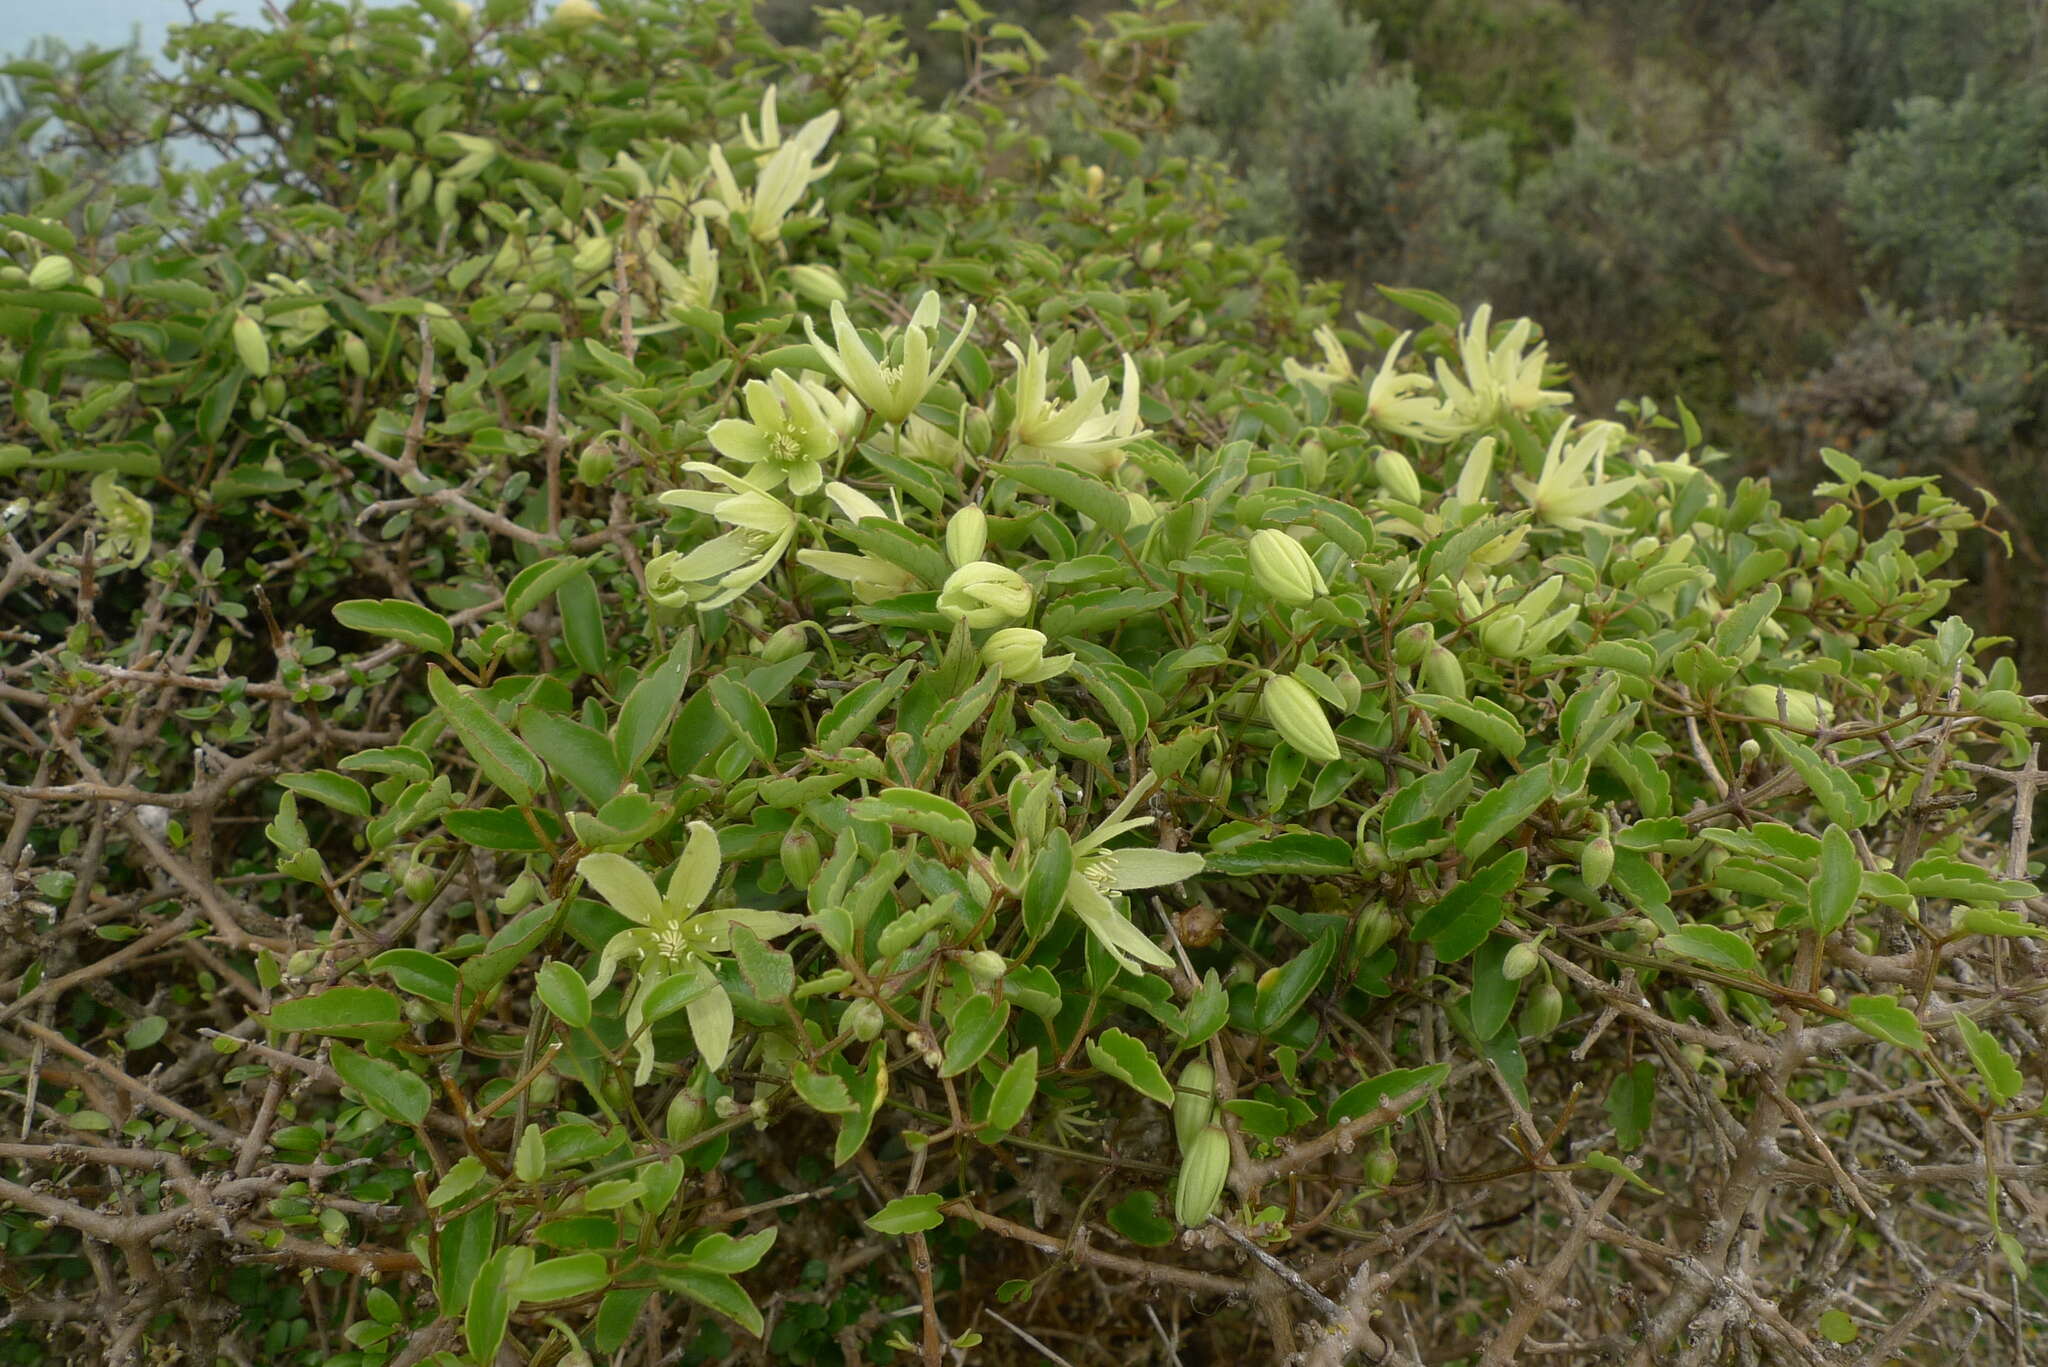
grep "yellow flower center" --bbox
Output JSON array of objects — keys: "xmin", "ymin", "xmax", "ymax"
[{"xmin": 768, "ymin": 431, "xmax": 805, "ymax": 466}]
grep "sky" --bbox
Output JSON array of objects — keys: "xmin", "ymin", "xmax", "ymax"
[{"xmin": 13, "ymin": 1, "xmax": 283, "ymax": 59}]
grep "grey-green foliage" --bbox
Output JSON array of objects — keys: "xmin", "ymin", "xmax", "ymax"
[
  {"xmin": 0, "ymin": 38, "xmax": 152, "ymax": 215},
  {"xmin": 1844, "ymin": 77, "xmax": 2048, "ymax": 317},
  {"xmin": 1170, "ymin": 0, "xmax": 1510, "ymax": 287}
]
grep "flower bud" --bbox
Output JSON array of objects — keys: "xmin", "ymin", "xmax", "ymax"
[
  {"xmin": 261, "ymin": 376, "xmax": 287, "ymax": 412},
  {"xmin": 1008, "ymin": 768, "xmax": 1057, "ymax": 845},
  {"xmin": 844, "ymin": 999, "xmax": 885, "ymax": 1042},
  {"xmin": 1262, "ymin": 675, "xmax": 1342, "ymax": 765},
  {"xmin": 1364, "ymin": 1137, "xmax": 1397, "ymax": 1188},
  {"xmin": 946, "ymin": 505, "xmax": 988, "ymax": 569},
  {"xmin": 1421, "ymin": 645, "xmax": 1466, "ymax": 700},
  {"xmin": 572, "ymin": 233, "xmax": 613, "ymax": 274},
  {"xmin": 1518, "ymin": 982, "xmax": 1563, "ymax": 1038},
  {"xmin": 27, "ymin": 255, "xmax": 74, "ymax": 290},
  {"xmin": 1174, "ymin": 1124, "xmax": 1230, "ymax": 1227},
  {"xmin": 231, "ymin": 313, "xmax": 271, "ymax": 379},
  {"xmin": 1393, "ymin": 623, "xmax": 1434, "ymax": 668},
  {"xmin": 964, "ymin": 950, "xmax": 1007, "ymax": 987},
  {"xmin": 779, "ymin": 825, "xmax": 821, "ymax": 886},
  {"xmin": 1501, "ymin": 941, "xmax": 1543, "ymax": 981},
  {"xmin": 939, "ymin": 562, "xmax": 1032, "ymax": 628},
  {"xmin": 788, "ymin": 263, "xmax": 848, "ymax": 306},
  {"xmin": 1373, "ymin": 448, "xmax": 1422, "ymax": 505},
  {"xmin": 401, "ymin": 861, "xmax": 437, "ymax": 904},
  {"xmin": 1351, "ymin": 903, "xmax": 1396, "ymax": 959},
  {"xmin": 1173, "ymin": 1061, "xmax": 1216, "ymax": 1153},
  {"xmin": 1246, "ymin": 528, "xmax": 1326, "ymax": 606},
  {"xmin": 1580, "ymin": 836, "xmax": 1614, "ymax": 891},
  {"xmin": 981, "ymin": 627, "xmax": 1073, "ymax": 684},
  {"xmin": 1480, "ymin": 613, "xmax": 1527, "ymax": 659},
  {"xmin": 341, "ymin": 332, "xmax": 370, "ymax": 377},
  {"xmin": 553, "ymin": 0, "xmax": 602, "ymax": 27},
  {"xmin": 1733, "ymin": 683, "xmax": 1830, "ymax": 731},
  {"xmin": 1084, "ymin": 164, "xmax": 1105, "ymax": 197},
  {"xmin": 963, "ymin": 406, "xmax": 993, "ymax": 454},
  {"xmin": 665, "ymin": 1088, "xmax": 707, "ymax": 1143},
  {"xmin": 1139, "ymin": 240, "xmax": 1163, "ymax": 270},
  {"xmin": 759, "ymin": 623, "xmax": 807, "ymax": 663},
  {"xmin": 576, "ymin": 442, "xmax": 616, "ymax": 485}
]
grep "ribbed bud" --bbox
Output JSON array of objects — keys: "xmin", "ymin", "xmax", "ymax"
[
  {"xmin": 1262, "ymin": 675, "xmax": 1342, "ymax": 765},
  {"xmin": 1518, "ymin": 982, "xmax": 1563, "ymax": 1038},
  {"xmin": 341, "ymin": 333, "xmax": 370, "ymax": 377},
  {"xmin": 946, "ymin": 505, "xmax": 988, "ymax": 569},
  {"xmin": 1351, "ymin": 903, "xmax": 1396, "ymax": 959},
  {"xmin": 1174, "ymin": 1124, "xmax": 1230, "ymax": 1227},
  {"xmin": 231, "ymin": 313, "xmax": 271, "ymax": 379},
  {"xmin": 964, "ymin": 950, "xmax": 1007, "ymax": 987},
  {"xmin": 1173, "ymin": 1061, "xmax": 1216, "ymax": 1153},
  {"xmin": 1501, "ymin": 941, "xmax": 1543, "ymax": 981},
  {"xmin": 401, "ymin": 861, "xmax": 436, "ymax": 904},
  {"xmin": 963, "ymin": 406, "xmax": 993, "ymax": 454},
  {"xmin": 1008, "ymin": 768, "xmax": 1057, "ymax": 845},
  {"xmin": 1247, "ymin": 528, "xmax": 1326, "ymax": 606},
  {"xmin": 1480, "ymin": 613, "xmax": 1527, "ymax": 659},
  {"xmin": 1364, "ymin": 1138, "xmax": 1397, "ymax": 1188},
  {"xmin": 1421, "ymin": 645, "xmax": 1466, "ymax": 700},
  {"xmin": 1580, "ymin": 836, "xmax": 1614, "ymax": 891},
  {"xmin": 576, "ymin": 442, "xmax": 615, "ymax": 485},
  {"xmin": 27, "ymin": 255, "xmax": 74, "ymax": 290},
  {"xmin": 779, "ymin": 825, "xmax": 822, "ymax": 886},
  {"xmin": 844, "ymin": 999, "xmax": 885, "ymax": 1042},
  {"xmin": 1139, "ymin": 240, "xmax": 1163, "ymax": 270},
  {"xmin": 1373, "ymin": 448, "xmax": 1422, "ymax": 504},
  {"xmin": 788, "ymin": 263, "xmax": 848, "ymax": 305},
  {"xmin": 759, "ymin": 623, "xmax": 807, "ymax": 663},
  {"xmin": 664, "ymin": 1088, "xmax": 707, "ymax": 1143},
  {"xmin": 981, "ymin": 627, "xmax": 1073, "ymax": 684},
  {"xmin": 1733, "ymin": 683, "xmax": 1829, "ymax": 731},
  {"xmin": 1393, "ymin": 623, "xmax": 1434, "ymax": 668}
]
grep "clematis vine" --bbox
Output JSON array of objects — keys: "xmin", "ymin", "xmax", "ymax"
[
  {"xmin": 1511, "ymin": 419, "xmax": 1644, "ymax": 533},
  {"xmin": 1004, "ymin": 339, "xmax": 1148, "ymax": 475},
  {"xmin": 645, "ymin": 464, "xmax": 796, "ymax": 610},
  {"xmin": 577, "ymin": 822, "xmax": 801, "ymax": 1084},
  {"xmin": 803, "ymin": 291, "xmax": 977, "ymax": 425},
  {"xmin": 707, "ymin": 370, "xmax": 844, "ymax": 495}
]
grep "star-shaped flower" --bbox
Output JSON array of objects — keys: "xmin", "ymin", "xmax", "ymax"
[
  {"xmin": 707, "ymin": 371, "xmax": 844, "ymax": 495},
  {"xmin": 578, "ymin": 822, "xmax": 801, "ymax": 1084},
  {"xmin": 1056, "ymin": 775, "xmax": 1204, "ymax": 975}
]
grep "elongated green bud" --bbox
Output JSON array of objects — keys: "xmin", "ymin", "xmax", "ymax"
[
  {"xmin": 1247, "ymin": 528, "xmax": 1326, "ymax": 606},
  {"xmin": 664, "ymin": 1088, "xmax": 707, "ymax": 1143},
  {"xmin": 1519, "ymin": 982, "xmax": 1563, "ymax": 1038},
  {"xmin": 964, "ymin": 950, "xmax": 1007, "ymax": 987},
  {"xmin": 1262, "ymin": 675, "xmax": 1342, "ymax": 765},
  {"xmin": 1174, "ymin": 1124, "xmax": 1230, "ymax": 1227},
  {"xmin": 788, "ymin": 263, "xmax": 848, "ymax": 305},
  {"xmin": 1393, "ymin": 623, "xmax": 1434, "ymax": 668},
  {"xmin": 1580, "ymin": 836, "xmax": 1614, "ymax": 891},
  {"xmin": 1421, "ymin": 645, "xmax": 1465, "ymax": 700},
  {"xmin": 341, "ymin": 332, "xmax": 370, "ymax": 377},
  {"xmin": 1364, "ymin": 1137, "xmax": 1397, "ymax": 1188},
  {"xmin": 1373, "ymin": 448, "xmax": 1422, "ymax": 504},
  {"xmin": 1733, "ymin": 683, "xmax": 1829, "ymax": 731},
  {"xmin": 27, "ymin": 255, "xmax": 74, "ymax": 290},
  {"xmin": 1008, "ymin": 768, "xmax": 1057, "ymax": 845},
  {"xmin": 844, "ymin": 998, "xmax": 885, "ymax": 1042},
  {"xmin": 1173, "ymin": 1061, "xmax": 1216, "ymax": 1153},
  {"xmin": 1501, "ymin": 941, "xmax": 1543, "ymax": 981},
  {"xmin": 231, "ymin": 313, "xmax": 271, "ymax": 379},
  {"xmin": 779, "ymin": 825, "xmax": 822, "ymax": 886},
  {"xmin": 946, "ymin": 505, "xmax": 989, "ymax": 570},
  {"xmin": 1480, "ymin": 613, "xmax": 1527, "ymax": 659}
]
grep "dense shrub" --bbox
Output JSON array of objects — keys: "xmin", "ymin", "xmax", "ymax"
[{"xmin": 4, "ymin": 3, "xmax": 2048, "ymax": 1366}]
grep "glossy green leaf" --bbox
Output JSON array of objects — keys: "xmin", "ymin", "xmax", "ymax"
[
  {"xmin": 1084, "ymin": 1027, "xmax": 1173, "ymax": 1105},
  {"xmin": 334, "ymin": 598, "xmax": 453, "ymax": 655},
  {"xmin": 427, "ymin": 665, "xmax": 543, "ymax": 805},
  {"xmin": 329, "ymin": 1045, "xmax": 430, "ymax": 1127}
]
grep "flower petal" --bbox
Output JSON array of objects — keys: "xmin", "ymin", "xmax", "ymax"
[
  {"xmin": 1096, "ymin": 848, "xmax": 1206, "ymax": 892},
  {"xmin": 578, "ymin": 853, "xmax": 664, "ymax": 926},
  {"xmin": 666, "ymin": 821, "xmax": 721, "ymax": 916},
  {"xmin": 686, "ymin": 972, "xmax": 735, "ymax": 1072},
  {"xmin": 1065, "ymin": 871, "xmax": 1174, "ymax": 972}
]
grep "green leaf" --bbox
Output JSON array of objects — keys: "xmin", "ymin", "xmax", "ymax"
[
  {"xmin": 1844, "ymin": 994, "xmax": 1927, "ymax": 1052},
  {"xmin": 1375, "ymin": 284, "xmax": 1462, "ymax": 330},
  {"xmin": 1605, "ymin": 1060, "xmax": 1654, "ymax": 1152},
  {"xmin": 556, "ymin": 570, "xmax": 609, "ymax": 677},
  {"xmin": 866, "ymin": 1193, "xmax": 946, "ymax": 1235},
  {"xmin": 519, "ymin": 708, "xmax": 623, "ymax": 808},
  {"xmin": 1106, "ymin": 1191, "xmax": 1177, "ymax": 1247},
  {"xmin": 1251, "ymin": 930, "xmax": 1339, "ymax": 1036},
  {"xmin": 536, "ymin": 961, "xmax": 592, "ymax": 1029},
  {"xmin": 329, "ymin": 1045, "xmax": 430, "ymax": 1127},
  {"xmin": 369, "ymin": 949, "xmax": 458, "ymax": 1006},
  {"xmin": 443, "ymin": 805, "xmax": 551, "ymax": 851},
  {"xmin": 1021, "ymin": 828, "xmax": 1073, "ymax": 940},
  {"xmin": 334, "ymin": 598, "xmax": 454, "ymax": 655},
  {"xmin": 427, "ymin": 666, "xmax": 543, "ymax": 805},
  {"xmin": 504, "ymin": 554, "xmax": 589, "ymax": 624},
  {"xmin": 514, "ymin": 1252, "xmax": 611, "ymax": 1304},
  {"xmin": 1817, "ymin": 1310, "xmax": 1857, "ymax": 1345},
  {"xmin": 728, "ymin": 926, "xmax": 794, "ymax": 1003},
  {"xmin": 1810, "ymin": 823, "xmax": 1859, "ymax": 934},
  {"xmin": 658, "ymin": 1269, "xmax": 763, "ymax": 1337},
  {"xmin": 1201, "ymin": 832, "xmax": 1353, "ymax": 877},
  {"xmin": 995, "ymin": 460, "xmax": 1129, "ymax": 533},
  {"xmin": 465, "ymin": 1247, "xmax": 520, "ymax": 1365},
  {"xmin": 1328, "ymin": 1064, "xmax": 1449, "ymax": 1124},
  {"xmin": 849, "ymin": 787, "xmax": 976, "ymax": 849},
  {"xmin": 682, "ymin": 1228, "xmax": 777, "ymax": 1275},
  {"xmin": 817, "ymin": 660, "xmax": 916, "ymax": 751},
  {"xmin": 706, "ymin": 672, "xmax": 776, "ymax": 765},
  {"xmin": 276, "ymin": 770, "xmax": 372, "ymax": 819},
  {"xmin": 266, "ymin": 987, "xmax": 403, "ymax": 1040},
  {"xmin": 939, "ymin": 993, "xmax": 1008, "ymax": 1078},
  {"xmin": 124, "ymin": 1015, "xmax": 168, "ymax": 1050},
  {"xmin": 1409, "ymin": 694, "xmax": 1525, "ymax": 758},
  {"xmin": 1657, "ymin": 925, "xmax": 1761, "ymax": 978},
  {"xmin": 984, "ymin": 1049, "xmax": 1038, "ymax": 1134},
  {"xmin": 1454, "ymin": 762, "xmax": 1552, "ymax": 861},
  {"xmin": 1409, "ymin": 849, "xmax": 1527, "ymax": 962},
  {"xmin": 1766, "ymin": 732, "xmax": 1868, "ymax": 830},
  {"xmin": 1084, "ymin": 1027, "xmax": 1173, "ymax": 1105},
  {"xmin": 427, "ymin": 1156, "xmax": 491, "ymax": 1210},
  {"xmin": 1955, "ymin": 1015, "xmax": 2024, "ymax": 1105},
  {"xmin": 1466, "ymin": 936, "xmax": 1522, "ymax": 1042},
  {"xmin": 1581, "ymin": 1149, "xmax": 1662, "ymax": 1194},
  {"xmin": 613, "ymin": 634, "xmax": 694, "ymax": 775}
]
